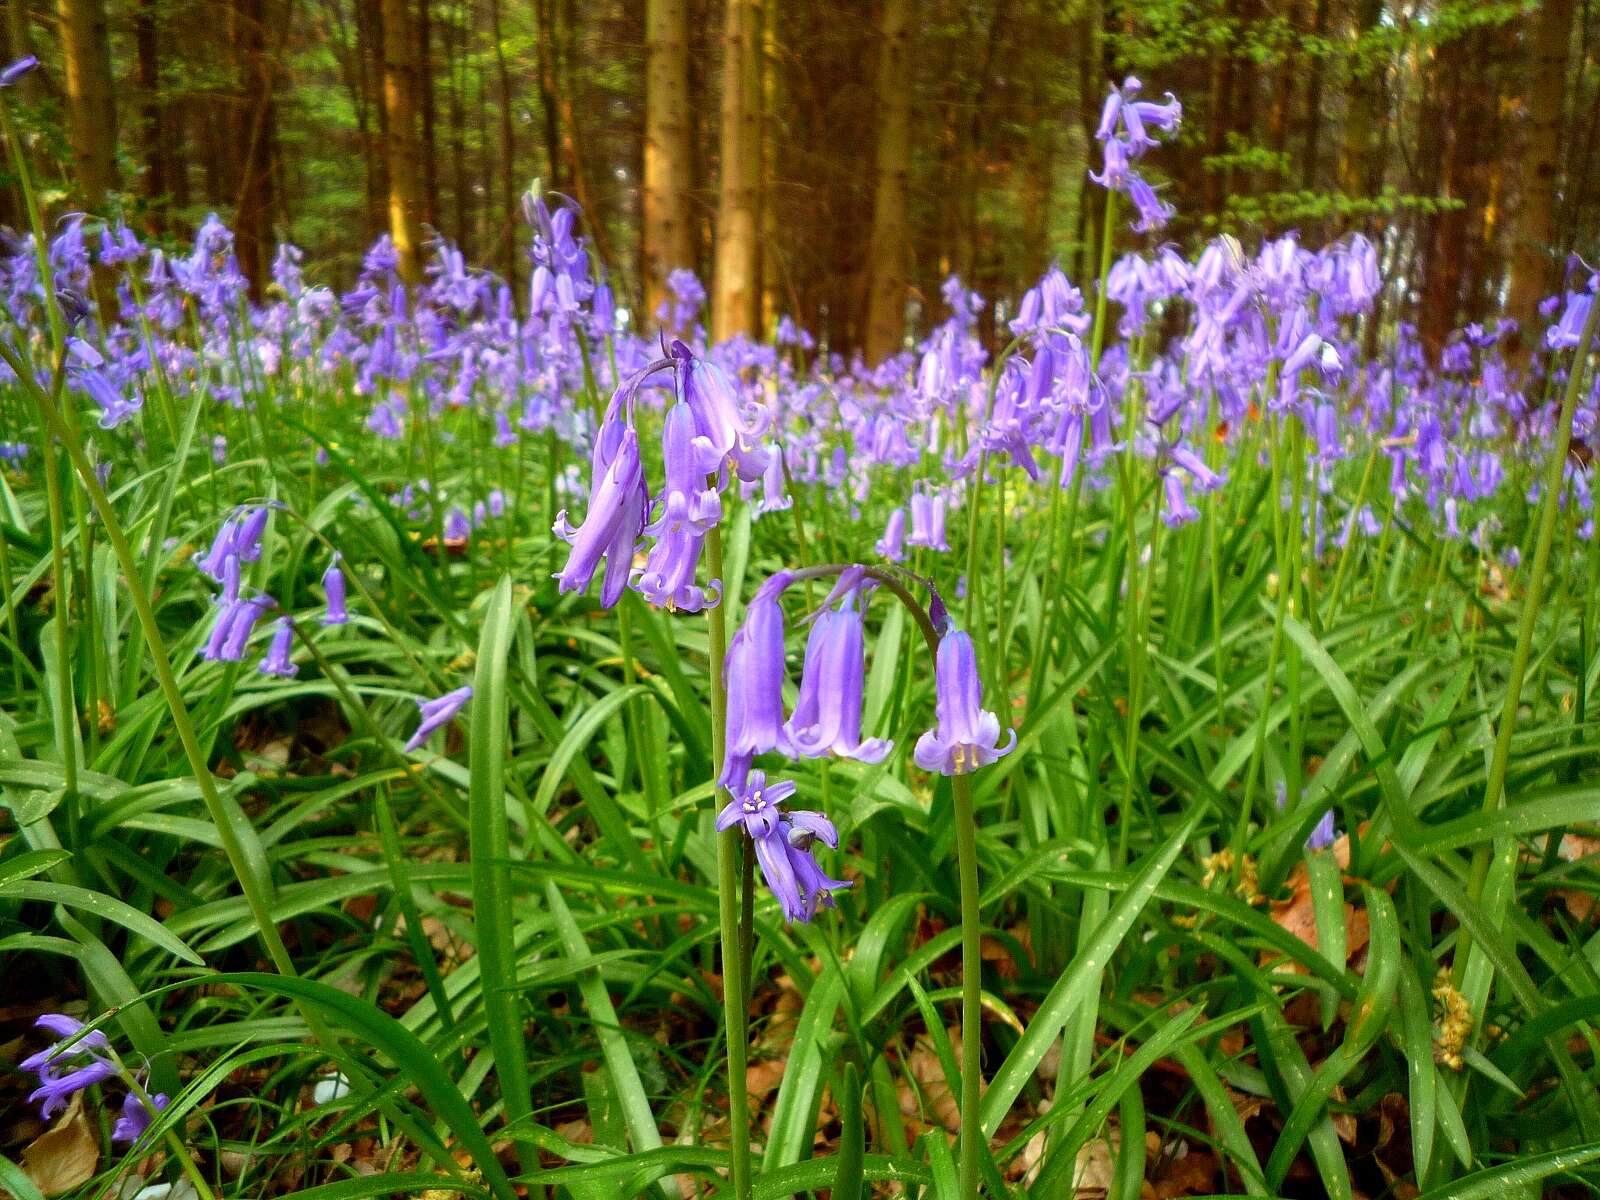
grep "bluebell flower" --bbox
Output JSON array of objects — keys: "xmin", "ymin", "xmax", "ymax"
[
  {"xmin": 913, "ymin": 629, "xmax": 1016, "ymax": 775},
  {"xmin": 876, "ymin": 508, "xmax": 907, "ymax": 561},
  {"xmin": 404, "ymin": 685, "xmax": 473, "ymax": 753},
  {"xmin": 258, "ymin": 618, "xmax": 297, "ymax": 678},
  {"xmin": 113, "ymin": 1087, "xmax": 168, "ymax": 1144},
  {"xmin": 718, "ymin": 772, "xmax": 850, "ymax": 923},
  {"xmin": 202, "ymin": 596, "xmax": 273, "ymax": 662},
  {"xmin": 322, "ymin": 556, "xmax": 349, "ymax": 625},
  {"xmin": 1305, "ymin": 810, "xmax": 1338, "ymax": 852},
  {"xmin": 20, "ymin": 1015, "xmax": 116, "ymax": 1120},
  {"xmin": 0, "ymin": 55, "xmax": 39, "ymax": 87},
  {"xmin": 554, "ymin": 417, "xmax": 649, "ymax": 608},
  {"xmin": 785, "ymin": 599, "xmax": 893, "ymax": 764},
  {"xmin": 721, "ymin": 571, "xmax": 795, "ymax": 788}
]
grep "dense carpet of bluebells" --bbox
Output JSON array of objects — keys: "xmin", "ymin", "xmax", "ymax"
[{"xmin": 5, "ymin": 64, "xmax": 1600, "ymax": 1200}]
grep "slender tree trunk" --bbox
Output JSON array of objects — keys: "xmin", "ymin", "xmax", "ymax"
[
  {"xmin": 56, "ymin": 0, "xmax": 119, "ymax": 211},
  {"xmin": 643, "ymin": 0, "xmax": 695, "ymax": 327},
  {"xmin": 712, "ymin": 0, "xmax": 760, "ymax": 340},
  {"xmin": 1506, "ymin": 0, "xmax": 1575, "ymax": 361},
  {"xmin": 380, "ymin": 0, "xmax": 426, "ymax": 283},
  {"xmin": 355, "ymin": 0, "xmax": 389, "ymax": 243},
  {"xmin": 1418, "ymin": 26, "xmax": 1469, "ymax": 355},
  {"xmin": 133, "ymin": 0, "xmax": 170, "ymax": 231},
  {"xmin": 446, "ymin": 0, "xmax": 467, "ymax": 251},
  {"xmin": 231, "ymin": 0, "xmax": 272, "ymax": 293},
  {"xmin": 417, "ymin": 0, "xmax": 439, "ymax": 229},
  {"xmin": 863, "ymin": 0, "xmax": 911, "ymax": 364},
  {"xmin": 758, "ymin": 0, "xmax": 780, "ymax": 330},
  {"xmin": 1338, "ymin": 0, "xmax": 1383, "ymax": 206},
  {"xmin": 1299, "ymin": 0, "xmax": 1329, "ymax": 190},
  {"xmin": 488, "ymin": 0, "xmax": 518, "ymax": 295},
  {"xmin": 534, "ymin": 0, "xmax": 564, "ymax": 187}
]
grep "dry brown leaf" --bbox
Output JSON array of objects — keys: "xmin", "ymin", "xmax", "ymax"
[
  {"xmin": 901, "ymin": 1033, "xmax": 961, "ymax": 1132},
  {"xmin": 23, "ymin": 1094, "xmax": 99, "ymax": 1196}
]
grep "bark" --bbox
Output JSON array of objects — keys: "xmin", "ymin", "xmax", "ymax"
[
  {"xmin": 488, "ymin": 0, "xmax": 518, "ymax": 296},
  {"xmin": 1506, "ymin": 0, "xmax": 1575, "ymax": 361},
  {"xmin": 445, "ymin": 0, "xmax": 467, "ymax": 250},
  {"xmin": 417, "ymin": 0, "xmax": 439, "ymax": 229},
  {"xmin": 133, "ymin": 0, "xmax": 169, "ymax": 230},
  {"xmin": 231, "ymin": 0, "xmax": 273, "ymax": 293},
  {"xmin": 380, "ymin": 0, "xmax": 426, "ymax": 283},
  {"xmin": 56, "ymin": 0, "xmax": 119, "ymax": 211},
  {"xmin": 863, "ymin": 0, "xmax": 911, "ymax": 364},
  {"xmin": 1338, "ymin": 0, "xmax": 1383, "ymax": 205},
  {"xmin": 711, "ymin": 0, "xmax": 760, "ymax": 340},
  {"xmin": 643, "ymin": 0, "xmax": 696, "ymax": 327},
  {"xmin": 1299, "ymin": 0, "xmax": 1329, "ymax": 190}
]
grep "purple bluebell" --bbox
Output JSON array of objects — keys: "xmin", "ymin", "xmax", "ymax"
[
  {"xmin": 403, "ymin": 685, "xmax": 473, "ymax": 753},
  {"xmin": 907, "ymin": 489, "xmax": 950, "ymax": 552},
  {"xmin": 913, "ymin": 629, "xmax": 1016, "ymax": 775},
  {"xmin": 718, "ymin": 772, "xmax": 850, "ymax": 923},
  {"xmin": 1548, "ymin": 289, "xmax": 1595, "ymax": 351},
  {"xmin": 785, "ymin": 599, "xmax": 893, "ymax": 764},
  {"xmin": 721, "ymin": 571, "xmax": 795, "ymax": 787},
  {"xmin": 113, "ymin": 1088, "xmax": 169, "ymax": 1144},
  {"xmin": 0, "ymin": 55, "xmax": 39, "ymax": 87},
  {"xmin": 636, "ymin": 399, "xmax": 723, "ymax": 611},
  {"xmin": 258, "ymin": 618, "xmax": 297, "ymax": 678},
  {"xmin": 1305, "ymin": 810, "xmax": 1338, "ymax": 852},
  {"xmin": 202, "ymin": 596, "xmax": 273, "ymax": 662},
  {"xmin": 876, "ymin": 508, "xmax": 907, "ymax": 561},
  {"xmin": 322, "ymin": 556, "xmax": 349, "ymax": 625},
  {"xmin": 20, "ymin": 1015, "xmax": 117, "ymax": 1120},
  {"xmin": 554, "ymin": 420, "xmax": 649, "ymax": 608}
]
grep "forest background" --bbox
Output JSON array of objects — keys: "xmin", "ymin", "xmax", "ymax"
[{"xmin": 3, "ymin": 0, "xmax": 1591, "ymax": 364}]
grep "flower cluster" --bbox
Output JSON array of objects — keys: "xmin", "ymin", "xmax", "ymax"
[
  {"xmin": 1090, "ymin": 76, "xmax": 1182, "ymax": 233},
  {"xmin": 555, "ymin": 339, "xmax": 770, "ymax": 612},
  {"xmin": 20, "ymin": 1014, "xmax": 168, "ymax": 1145}
]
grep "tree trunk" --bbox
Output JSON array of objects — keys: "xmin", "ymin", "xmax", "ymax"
[
  {"xmin": 417, "ymin": 0, "xmax": 439, "ymax": 229},
  {"xmin": 56, "ymin": 0, "xmax": 119, "ymax": 211},
  {"xmin": 1338, "ymin": 0, "xmax": 1383, "ymax": 206},
  {"xmin": 712, "ymin": 0, "xmax": 760, "ymax": 340},
  {"xmin": 133, "ymin": 0, "xmax": 170, "ymax": 231},
  {"xmin": 446, "ymin": 0, "xmax": 467, "ymax": 251},
  {"xmin": 1506, "ymin": 0, "xmax": 1575, "ymax": 361},
  {"xmin": 643, "ymin": 0, "xmax": 695, "ymax": 328},
  {"xmin": 1299, "ymin": 0, "xmax": 1329, "ymax": 190},
  {"xmin": 380, "ymin": 0, "xmax": 425, "ymax": 283},
  {"xmin": 231, "ymin": 0, "xmax": 274, "ymax": 293},
  {"xmin": 863, "ymin": 0, "xmax": 911, "ymax": 364},
  {"xmin": 488, "ymin": 0, "xmax": 518, "ymax": 296}
]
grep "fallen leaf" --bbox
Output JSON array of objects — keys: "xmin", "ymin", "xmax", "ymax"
[{"xmin": 23, "ymin": 1094, "xmax": 99, "ymax": 1196}]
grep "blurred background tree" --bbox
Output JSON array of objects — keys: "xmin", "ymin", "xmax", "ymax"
[{"xmin": 0, "ymin": 0, "xmax": 1592, "ymax": 361}]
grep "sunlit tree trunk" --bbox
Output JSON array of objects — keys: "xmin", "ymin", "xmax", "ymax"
[
  {"xmin": 863, "ymin": 0, "xmax": 910, "ymax": 364},
  {"xmin": 644, "ymin": 0, "xmax": 695, "ymax": 328},
  {"xmin": 712, "ymin": 0, "xmax": 760, "ymax": 341},
  {"xmin": 1506, "ymin": 0, "xmax": 1575, "ymax": 361},
  {"xmin": 380, "ymin": 0, "xmax": 425, "ymax": 284},
  {"xmin": 56, "ymin": 0, "xmax": 119, "ymax": 211}
]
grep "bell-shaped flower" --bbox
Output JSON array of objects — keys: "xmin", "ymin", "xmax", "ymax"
[
  {"xmin": 113, "ymin": 1087, "xmax": 168, "ymax": 1145},
  {"xmin": 785, "ymin": 601, "xmax": 893, "ymax": 764},
  {"xmin": 672, "ymin": 340, "xmax": 770, "ymax": 481},
  {"xmin": 258, "ymin": 618, "xmax": 297, "ymax": 678},
  {"xmin": 913, "ymin": 629, "xmax": 1016, "ymax": 775},
  {"xmin": 403, "ymin": 685, "xmax": 473, "ymax": 753},
  {"xmin": 322, "ymin": 555, "xmax": 349, "ymax": 625},
  {"xmin": 875, "ymin": 508, "xmax": 906, "ymax": 561},
  {"xmin": 553, "ymin": 421, "xmax": 649, "ymax": 609},
  {"xmin": 721, "ymin": 571, "xmax": 794, "ymax": 787},
  {"xmin": 202, "ymin": 596, "xmax": 273, "ymax": 662}
]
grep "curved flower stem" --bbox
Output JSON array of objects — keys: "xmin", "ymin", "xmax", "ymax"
[
  {"xmin": 706, "ymin": 525, "xmax": 752, "ymax": 1200},
  {"xmin": 1454, "ymin": 291, "xmax": 1600, "ymax": 979},
  {"xmin": 952, "ymin": 770, "xmax": 984, "ymax": 1199}
]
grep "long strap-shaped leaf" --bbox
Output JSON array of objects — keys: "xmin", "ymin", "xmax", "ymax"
[
  {"xmin": 468, "ymin": 576, "xmax": 539, "ymax": 1176},
  {"xmin": 979, "ymin": 808, "xmax": 1201, "ymax": 1133}
]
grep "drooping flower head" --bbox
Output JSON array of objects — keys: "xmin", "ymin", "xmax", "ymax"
[
  {"xmin": 20, "ymin": 1015, "xmax": 117, "ymax": 1120},
  {"xmin": 721, "ymin": 571, "xmax": 795, "ymax": 788},
  {"xmin": 403, "ymin": 685, "xmax": 473, "ymax": 753},
  {"xmin": 717, "ymin": 770, "xmax": 850, "ymax": 923},
  {"xmin": 785, "ymin": 574, "xmax": 893, "ymax": 765},
  {"xmin": 913, "ymin": 629, "xmax": 1016, "ymax": 775}
]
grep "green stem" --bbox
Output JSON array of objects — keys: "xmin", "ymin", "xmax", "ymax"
[
  {"xmin": 952, "ymin": 771, "xmax": 984, "ymax": 1199},
  {"xmin": 1458, "ymin": 293, "xmax": 1600, "ymax": 946},
  {"xmin": 707, "ymin": 526, "xmax": 752, "ymax": 1200}
]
